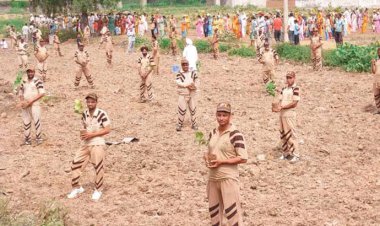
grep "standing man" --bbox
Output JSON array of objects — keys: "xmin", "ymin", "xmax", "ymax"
[
  {"xmin": 16, "ymin": 37, "xmax": 29, "ymax": 69},
  {"xmin": 255, "ymin": 30, "xmax": 265, "ymax": 58},
  {"xmin": 127, "ymin": 25, "xmax": 136, "ymax": 53},
  {"xmin": 204, "ymin": 102, "xmax": 248, "ymax": 226},
  {"xmin": 273, "ymin": 14, "xmax": 282, "ymax": 42},
  {"xmin": 258, "ymin": 41, "xmax": 279, "ymax": 85},
  {"xmin": 99, "ymin": 31, "xmax": 113, "ymax": 65},
  {"xmin": 138, "ymin": 46, "xmax": 155, "ymax": 103},
  {"xmin": 67, "ymin": 93, "xmax": 111, "ymax": 201},
  {"xmin": 169, "ymin": 27, "xmax": 178, "ymax": 56},
  {"xmin": 288, "ymin": 13, "xmax": 295, "ymax": 44},
  {"xmin": 211, "ymin": 28, "xmax": 219, "ymax": 60},
  {"xmin": 273, "ymin": 71, "xmax": 300, "ymax": 162},
  {"xmin": 53, "ymin": 31, "xmax": 63, "ymax": 57},
  {"xmin": 152, "ymin": 36, "xmax": 160, "ymax": 75},
  {"xmin": 175, "ymin": 59, "xmax": 199, "ymax": 131},
  {"xmin": 22, "ymin": 23, "xmax": 29, "ymax": 41},
  {"xmin": 18, "ymin": 64, "xmax": 45, "ymax": 145},
  {"xmin": 310, "ymin": 27, "xmax": 323, "ymax": 71},
  {"xmin": 34, "ymin": 40, "xmax": 49, "ymax": 81},
  {"xmin": 371, "ymin": 47, "xmax": 380, "ymax": 114},
  {"xmin": 182, "ymin": 38, "xmax": 198, "ymax": 71},
  {"xmin": 334, "ymin": 13, "xmax": 344, "ymax": 47},
  {"xmin": 74, "ymin": 42, "xmax": 94, "ymax": 88}
]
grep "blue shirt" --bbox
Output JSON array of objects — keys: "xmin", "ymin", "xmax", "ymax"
[
  {"xmin": 335, "ymin": 19, "xmax": 343, "ymax": 32},
  {"xmin": 294, "ymin": 24, "xmax": 300, "ymax": 35}
]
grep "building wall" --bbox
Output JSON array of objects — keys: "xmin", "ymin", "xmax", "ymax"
[
  {"xmin": 222, "ymin": 0, "xmax": 266, "ymax": 7},
  {"xmin": 295, "ymin": 0, "xmax": 380, "ymax": 8},
  {"xmin": 210, "ymin": 0, "xmax": 380, "ymax": 8}
]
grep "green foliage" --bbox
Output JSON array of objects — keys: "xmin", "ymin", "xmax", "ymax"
[
  {"xmin": 135, "ymin": 36, "xmax": 152, "ymax": 50},
  {"xmin": 193, "ymin": 39, "xmax": 211, "ymax": 53},
  {"xmin": 10, "ymin": 0, "xmax": 29, "ymax": 8},
  {"xmin": 227, "ymin": 46, "xmax": 256, "ymax": 58},
  {"xmin": 158, "ymin": 38, "xmax": 171, "ymax": 49},
  {"xmin": 74, "ymin": 99, "xmax": 83, "ymax": 114},
  {"xmin": 13, "ymin": 70, "xmax": 23, "ymax": 90},
  {"xmin": 219, "ymin": 43, "xmax": 232, "ymax": 52},
  {"xmin": 0, "ymin": 18, "xmax": 26, "ymax": 36},
  {"xmin": 0, "ymin": 198, "xmax": 35, "ymax": 225},
  {"xmin": 323, "ymin": 43, "xmax": 377, "ymax": 72},
  {"xmin": 275, "ymin": 43, "xmax": 311, "ymax": 63},
  {"xmin": 195, "ymin": 131, "xmax": 208, "ymax": 146},
  {"xmin": 57, "ymin": 29, "xmax": 78, "ymax": 42},
  {"xmin": 219, "ymin": 31, "xmax": 238, "ymax": 42},
  {"xmin": 266, "ymin": 81, "xmax": 276, "ymax": 97}
]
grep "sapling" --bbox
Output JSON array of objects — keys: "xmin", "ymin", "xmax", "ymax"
[{"xmin": 74, "ymin": 99, "xmax": 83, "ymax": 114}]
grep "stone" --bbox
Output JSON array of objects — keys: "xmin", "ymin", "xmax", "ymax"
[
  {"xmin": 1, "ymin": 112, "xmax": 6, "ymax": 118},
  {"xmin": 256, "ymin": 154, "xmax": 266, "ymax": 161}
]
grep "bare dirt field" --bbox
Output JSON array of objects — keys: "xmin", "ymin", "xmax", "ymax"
[{"xmin": 0, "ymin": 35, "xmax": 379, "ymax": 226}]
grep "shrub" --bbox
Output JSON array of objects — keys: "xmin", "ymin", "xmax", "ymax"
[
  {"xmin": 219, "ymin": 31, "xmax": 238, "ymax": 42},
  {"xmin": 158, "ymin": 37, "xmax": 170, "ymax": 50},
  {"xmin": 0, "ymin": 18, "xmax": 26, "ymax": 36},
  {"xmin": 227, "ymin": 46, "xmax": 256, "ymax": 57},
  {"xmin": 275, "ymin": 43, "xmax": 311, "ymax": 63},
  {"xmin": 323, "ymin": 43, "xmax": 377, "ymax": 72},
  {"xmin": 135, "ymin": 36, "xmax": 152, "ymax": 50},
  {"xmin": 193, "ymin": 39, "xmax": 211, "ymax": 53},
  {"xmin": 219, "ymin": 43, "xmax": 233, "ymax": 52},
  {"xmin": 40, "ymin": 27, "xmax": 77, "ymax": 43}
]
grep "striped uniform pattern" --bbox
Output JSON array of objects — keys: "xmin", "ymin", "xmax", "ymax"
[
  {"xmin": 20, "ymin": 78, "xmax": 44, "ymax": 142},
  {"xmin": 138, "ymin": 55, "xmax": 154, "ymax": 101},
  {"xmin": 280, "ymin": 86, "xmax": 300, "ymax": 157},
  {"xmin": 74, "ymin": 50, "xmax": 93, "ymax": 87},
  {"xmin": 71, "ymin": 109, "xmax": 110, "ymax": 190},
  {"xmin": 176, "ymin": 71, "xmax": 198, "ymax": 127}
]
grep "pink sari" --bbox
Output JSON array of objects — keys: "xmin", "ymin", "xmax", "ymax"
[{"xmin": 196, "ymin": 18, "xmax": 204, "ymax": 38}]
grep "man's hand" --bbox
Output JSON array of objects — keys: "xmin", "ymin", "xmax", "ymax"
[
  {"xmin": 80, "ymin": 131, "xmax": 95, "ymax": 140},
  {"xmin": 208, "ymin": 159, "xmax": 223, "ymax": 168}
]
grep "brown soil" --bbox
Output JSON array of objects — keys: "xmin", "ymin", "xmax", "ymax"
[{"xmin": 0, "ymin": 35, "xmax": 379, "ymax": 226}]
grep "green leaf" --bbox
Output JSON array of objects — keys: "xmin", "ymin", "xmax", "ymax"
[{"xmin": 74, "ymin": 99, "xmax": 83, "ymax": 114}]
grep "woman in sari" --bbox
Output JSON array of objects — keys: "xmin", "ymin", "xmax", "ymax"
[{"xmin": 195, "ymin": 15, "xmax": 204, "ymax": 38}]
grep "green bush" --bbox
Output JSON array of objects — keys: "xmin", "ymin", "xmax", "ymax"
[
  {"xmin": 193, "ymin": 39, "xmax": 211, "ymax": 53},
  {"xmin": 158, "ymin": 37, "xmax": 170, "ymax": 50},
  {"xmin": 322, "ymin": 43, "xmax": 377, "ymax": 72},
  {"xmin": 275, "ymin": 43, "xmax": 311, "ymax": 63},
  {"xmin": 10, "ymin": 0, "xmax": 29, "ymax": 8},
  {"xmin": 135, "ymin": 36, "xmax": 152, "ymax": 50},
  {"xmin": 219, "ymin": 31, "xmax": 238, "ymax": 42},
  {"xmin": 0, "ymin": 18, "xmax": 26, "ymax": 36},
  {"xmin": 219, "ymin": 43, "xmax": 233, "ymax": 52},
  {"xmin": 58, "ymin": 29, "xmax": 78, "ymax": 42},
  {"xmin": 227, "ymin": 46, "xmax": 256, "ymax": 57}
]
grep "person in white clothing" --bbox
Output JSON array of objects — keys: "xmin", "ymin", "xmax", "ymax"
[{"xmin": 182, "ymin": 38, "xmax": 198, "ymax": 71}]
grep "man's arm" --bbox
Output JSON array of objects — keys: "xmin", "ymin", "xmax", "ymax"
[
  {"xmin": 208, "ymin": 157, "xmax": 247, "ymax": 168},
  {"xmin": 280, "ymin": 100, "xmax": 298, "ymax": 110},
  {"xmin": 372, "ymin": 59, "xmax": 377, "ymax": 74},
  {"xmin": 81, "ymin": 125, "xmax": 111, "ymax": 140}
]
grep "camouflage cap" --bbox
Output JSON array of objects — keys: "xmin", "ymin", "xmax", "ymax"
[
  {"xmin": 85, "ymin": 93, "xmax": 98, "ymax": 101},
  {"xmin": 216, "ymin": 102, "xmax": 231, "ymax": 113}
]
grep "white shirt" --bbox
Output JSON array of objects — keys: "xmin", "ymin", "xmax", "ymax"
[
  {"xmin": 288, "ymin": 16, "xmax": 295, "ymax": 31},
  {"xmin": 0, "ymin": 40, "xmax": 8, "ymax": 49},
  {"xmin": 183, "ymin": 45, "xmax": 198, "ymax": 70},
  {"xmin": 22, "ymin": 25, "xmax": 29, "ymax": 35}
]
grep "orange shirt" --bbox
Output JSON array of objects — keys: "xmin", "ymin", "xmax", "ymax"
[{"xmin": 273, "ymin": 18, "xmax": 282, "ymax": 31}]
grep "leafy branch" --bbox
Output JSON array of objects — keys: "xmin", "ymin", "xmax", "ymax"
[
  {"xmin": 195, "ymin": 131, "xmax": 208, "ymax": 146},
  {"xmin": 74, "ymin": 99, "xmax": 83, "ymax": 114},
  {"xmin": 266, "ymin": 81, "xmax": 276, "ymax": 97}
]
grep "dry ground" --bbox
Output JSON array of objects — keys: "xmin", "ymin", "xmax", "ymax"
[{"xmin": 0, "ymin": 35, "xmax": 379, "ymax": 226}]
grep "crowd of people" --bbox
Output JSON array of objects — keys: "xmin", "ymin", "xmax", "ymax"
[{"xmin": 2, "ymin": 6, "xmax": 380, "ymax": 226}]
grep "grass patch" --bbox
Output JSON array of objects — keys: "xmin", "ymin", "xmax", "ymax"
[
  {"xmin": 0, "ymin": 198, "xmax": 67, "ymax": 226},
  {"xmin": 275, "ymin": 43, "xmax": 311, "ymax": 63},
  {"xmin": 228, "ymin": 46, "xmax": 256, "ymax": 57},
  {"xmin": 0, "ymin": 17, "xmax": 27, "ymax": 37}
]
